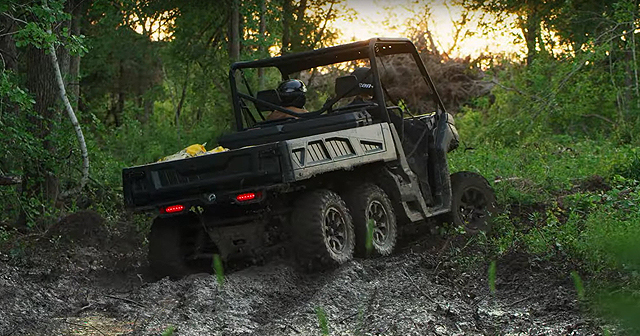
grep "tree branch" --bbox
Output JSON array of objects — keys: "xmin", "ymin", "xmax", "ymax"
[
  {"xmin": 2, "ymin": 12, "xmax": 28, "ymax": 25},
  {"xmin": 582, "ymin": 114, "xmax": 615, "ymax": 124},
  {"xmin": 46, "ymin": 26, "xmax": 89, "ymax": 198},
  {"xmin": 0, "ymin": 175, "xmax": 21, "ymax": 186}
]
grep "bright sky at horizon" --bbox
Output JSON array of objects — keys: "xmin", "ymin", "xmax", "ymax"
[{"xmin": 331, "ymin": 0, "xmax": 524, "ymax": 59}]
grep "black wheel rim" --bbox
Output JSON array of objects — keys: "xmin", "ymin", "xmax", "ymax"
[
  {"xmin": 324, "ymin": 206, "xmax": 347, "ymax": 254},
  {"xmin": 458, "ymin": 186, "xmax": 490, "ymax": 230},
  {"xmin": 367, "ymin": 200, "xmax": 389, "ymax": 246}
]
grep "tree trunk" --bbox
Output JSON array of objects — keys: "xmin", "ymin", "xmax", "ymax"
[
  {"xmin": 143, "ymin": 97, "xmax": 154, "ymax": 123},
  {"xmin": 0, "ymin": 14, "xmax": 19, "ymax": 126},
  {"xmin": 114, "ymin": 60, "xmax": 125, "ymax": 127},
  {"xmin": 282, "ymin": 0, "xmax": 292, "ymax": 55},
  {"xmin": 175, "ymin": 64, "xmax": 190, "ymax": 143},
  {"xmin": 68, "ymin": 0, "xmax": 82, "ymax": 109},
  {"xmin": 0, "ymin": 15, "xmax": 18, "ymax": 72},
  {"xmin": 522, "ymin": 10, "xmax": 540, "ymax": 66},
  {"xmin": 48, "ymin": 26, "xmax": 89, "ymax": 198},
  {"xmin": 312, "ymin": 0, "xmax": 335, "ymax": 50},
  {"xmin": 229, "ymin": 0, "xmax": 240, "ymax": 62},
  {"xmin": 290, "ymin": 0, "xmax": 308, "ymax": 52},
  {"xmin": 257, "ymin": 0, "xmax": 267, "ymax": 90},
  {"xmin": 25, "ymin": 45, "xmax": 59, "ymax": 203}
]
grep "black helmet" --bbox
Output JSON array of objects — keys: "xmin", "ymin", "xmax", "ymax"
[{"xmin": 277, "ymin": 79, "xmax": 307, "ymax": 108}]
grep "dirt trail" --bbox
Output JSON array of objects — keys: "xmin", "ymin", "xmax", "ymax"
[{"xmin": 0, "ymin": 211, "xmax": 601, "ymax": 336}]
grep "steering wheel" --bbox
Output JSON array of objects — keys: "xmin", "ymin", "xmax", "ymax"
[{"xmin": 330, "ymin": 102, "xmax": 378, "ymax": 113}]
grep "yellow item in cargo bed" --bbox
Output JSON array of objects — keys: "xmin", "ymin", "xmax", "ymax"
[
  {"xmin": 208, "ymin": 146, "xmax": 227, "ymax": 153},
  {"xmin": 158, "ymin": 143, "xmax": 227, "ymax": 162}
]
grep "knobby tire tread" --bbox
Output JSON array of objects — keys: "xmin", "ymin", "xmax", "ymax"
[
  {"xmin": 291, "ymin": 190, "xmax": 354, "ymax": 271},
  {"xmin": 344, "ymin": 183, "xmax": 397, "ymax": 257}
]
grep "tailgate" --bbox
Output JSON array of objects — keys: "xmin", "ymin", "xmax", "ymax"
[{"xmin": 122, "ymin": 142, "xmax": 287, "ymax": 210}]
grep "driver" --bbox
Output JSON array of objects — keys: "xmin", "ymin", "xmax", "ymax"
[{"xmin": 267, "ymin": 79, "xmax": 309, "ymax": 120}]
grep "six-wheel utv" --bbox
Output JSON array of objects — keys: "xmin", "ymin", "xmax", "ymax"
[{"xmin": 122, "ymin": 37, "xmax": 496, "ymax": 279}]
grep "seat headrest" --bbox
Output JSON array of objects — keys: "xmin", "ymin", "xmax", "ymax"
[
  {"xmin": 335, "ymin": 74, "xmax": 375, "ymax": 99},
  {"xmin": 255, "ymin": 89, "xmax": 282, "ymax": 112}
]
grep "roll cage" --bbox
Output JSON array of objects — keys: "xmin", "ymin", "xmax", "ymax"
[{"xmin": 229, "ymin": 37, "xmax": 447, "ymax": 132}]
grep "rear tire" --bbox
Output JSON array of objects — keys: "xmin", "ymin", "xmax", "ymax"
[
  {"xmin": 344, "ymin": 183, "xmax": 397, "ymax": 257},
  {"xmin": 148, "ymin": 214, "xmax": 198, "ymax": 280},
  {"xmin": 291, "ymin": 190, "xmax": 355, "ymax": 271},
  {"xmin": 447, "ymin": 171, "xmax": 497, "ymax": 234}
]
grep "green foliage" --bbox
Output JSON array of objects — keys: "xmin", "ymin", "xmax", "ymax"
[
  {"xmin": 314, "ymin": 306, "xmax": 329, "ymax": 336},
  {"xmin": 161, "ymin": 325, "xmax": 176, "ymax": 336},
  {"xmin": 365, "ymin": 219, "xmax": 374, "ymax": 256},
  {"xmin": 488, "ymin": 260, "xmax": 497, "ymax": 294},
  {"xmin": 213, "ymin": 254, "xmax": 225, "ymax": 287},
  {"xmin": 613, "ymin": 150, "xmax": 640, "ymax": 181},
  {"xmin": 12, "ymin": 0, "xmax": 87, "ymax": 56},
  {"xmin": 571, "ymin": 271, "xmax": 585, "ymax": 300},
  {"xmin": 594, "ymin": 290, "xmax": 640, "ymax": 333},
  {"xmin": 452, "ymin": 136, "xmax": 640, "ymax": 331},
  {"xmin": 0, "ymin": 70, "xmax": 34, "ymax": 109},
  {"xmin": 449, "ymin": 139, "xmax": 632, "ymax": 205}
]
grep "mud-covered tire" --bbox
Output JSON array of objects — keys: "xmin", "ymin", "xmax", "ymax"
[
  {"xmin": 291, "ymin": 190, "xmax": 355, "ymax": 270},
  {"xmin": 447, "ymin": 171, "xmax": 497, "ymax": 234},
  {"xmin": 344, "ymin": 183, "xmax": 397, "ymax": 257},
  {"xmin": 148, "ymin": 215, "xmax": 196, "ymax": 280}
]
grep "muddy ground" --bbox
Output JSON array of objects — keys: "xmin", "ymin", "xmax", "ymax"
[{"xmin": 0, "ymin": 210, "xmax": 604, "ymax": 336}]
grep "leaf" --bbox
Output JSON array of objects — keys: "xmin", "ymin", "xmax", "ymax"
[
  {"xmin": 488, "ymin": 260, "xmax": 497, "ymax": 294},
  {"xmin": 314, "ymin": 306, "xmax": 329, "ymax": 336},
  {"xmin": 161, "ymin": 325, "xmax": 176, "ymax": 336},
  {"xmin": 212, "ymin": 253, "xmax": 224, "ymax": 287},
  {"xmin": 570, "ymin": 271, "xmax": 584, "ymax": 300},
  {"xmin": 365, "ymin": 218, "xmax": 375, "ymax": 255}
]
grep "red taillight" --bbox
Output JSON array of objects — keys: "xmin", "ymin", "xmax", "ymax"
[
  {"xmin": 236, "ymin": 192, "xmax": 262, "ymax": 202},
  {"xmin": 162, "ymin": 204, "xmax": 185, "ymax": 213}
]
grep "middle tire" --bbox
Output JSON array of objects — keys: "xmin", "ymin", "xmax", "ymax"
[
  {"xmin": 344, "ymin": 183, "xmax": 397, "ymax": 257},
  {"xmin": 291, "ymin": 189, "xmax": 355, "ymax": 270}
]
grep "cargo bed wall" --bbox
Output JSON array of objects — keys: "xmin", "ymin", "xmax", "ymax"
[
  {"xmin": 285, "ymin": 123, "xmax": 397, "ymax": 181},
  {"xmin": 123, "ymin": 142, "xmax": 284, "ymax": 209}
]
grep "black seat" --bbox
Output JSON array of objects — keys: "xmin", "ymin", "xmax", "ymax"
[
  {"xmin": 255, "ymin": 89, "xmax": 281, "ymax": 112},
  {"xmin": 218, "ymin": 111, "xmax": 372, "ymax": 149},
  {"xmin": 334, "ymin": 74, "xmax": 374, "ymax": 98}
]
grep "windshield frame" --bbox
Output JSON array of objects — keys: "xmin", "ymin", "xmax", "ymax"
[{"xmin": 229, "ymin": 38, "xmax": 446, "ymax": 131}]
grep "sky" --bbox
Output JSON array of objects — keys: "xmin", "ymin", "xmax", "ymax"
[{"xmin": 331, "ymin": 0, "xmax": 523, "ymax": 59}]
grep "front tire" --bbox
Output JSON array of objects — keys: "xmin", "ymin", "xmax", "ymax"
[
  {"xmin": 344, "ymin": 183, "xmax": 397, "ymax": 257},
  {"xmin": 291, "ymin": 190, "xmax": 355, "ymax": 270},
  {"xmin": 447, "ymin": 171, "xmax": 497, "ymax": 234}
]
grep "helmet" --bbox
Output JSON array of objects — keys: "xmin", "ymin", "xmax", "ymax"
[{"xmin": 277, "ymin": 79, "xmax": 307, "ymax": 108}]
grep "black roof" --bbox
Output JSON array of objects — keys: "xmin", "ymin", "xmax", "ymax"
[{"xmin": 231, "ymin": 37, "xmax": 413, "ymax": 75}]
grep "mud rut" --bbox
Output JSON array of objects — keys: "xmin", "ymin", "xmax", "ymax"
[{"xmin": 0, "ymin": 211, "xmax": 601, "ymax": 336}]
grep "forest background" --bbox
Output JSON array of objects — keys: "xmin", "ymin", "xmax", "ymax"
[{"xmin": 2, "ymin": 0, "xmax": 640, "ymax": 332}]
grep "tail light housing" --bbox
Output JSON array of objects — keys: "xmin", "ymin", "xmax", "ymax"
[
  {"xmin": 160, "ymin": 204, "xmax": 185, "ymax": 214},
  {"xmin": 235, "ymin": 191, "xmax": 263, "ymax": 202}
]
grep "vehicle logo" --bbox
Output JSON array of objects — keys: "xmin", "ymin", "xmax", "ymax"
[{"xmin": 207, "ymin": 193, "xmax": 217, "ymax": 202}]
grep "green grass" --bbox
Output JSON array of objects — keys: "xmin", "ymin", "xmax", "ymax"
[
  {"xmin": 213, "ymin": 254, "xmax": 225, "ymax": 287},
  {"xmin": 449, "ymin": 136, "xmax": 640, "ymax": 333},
  {"xmin": 315, "ymin": 306, "xmax": 329, "ymax": 336},
  {"xmin": 448, "ymin": 138, "xmax": 634, "ymax": 205}
]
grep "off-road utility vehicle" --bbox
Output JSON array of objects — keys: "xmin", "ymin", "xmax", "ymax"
[{"xmin": 122, "ymin": 37, "xmax": 496, "ymax": 279}]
